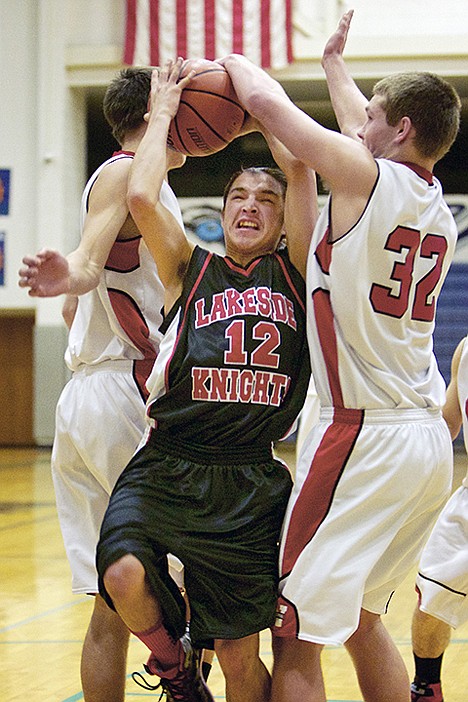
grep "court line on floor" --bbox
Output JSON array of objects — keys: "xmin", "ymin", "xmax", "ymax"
[{"xmin": 0, "ymin": 596, "xmax": 88, "ymax": 632}]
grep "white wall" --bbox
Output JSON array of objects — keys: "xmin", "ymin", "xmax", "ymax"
[
  {"xmin": 294, "ymin": 0, "xmax": 468, "ymax": 58},
  {"xmin": 0, "ymin": 0, "xmax": 39, "ymax": 309}
]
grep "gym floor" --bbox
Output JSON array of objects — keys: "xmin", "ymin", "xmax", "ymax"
[{"xmin": 0, "ymin": 444, "xmax": 466, "ymax": 701}]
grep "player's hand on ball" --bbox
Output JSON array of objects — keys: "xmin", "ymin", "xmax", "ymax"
[{"xmin": 148, "ymin": 58, "xmax": 194, "ymax": 123}]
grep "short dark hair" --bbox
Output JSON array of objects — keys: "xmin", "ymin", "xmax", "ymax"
[
  {"xmin": 373, "ymin": 72, "xmax": 461, "ymax": 161},
  {"xmin": 222, "ymin": 166, "xmax": 287, "ymax": 209},
  {"xmin": 103, "ymin": 67, "xmax": 152, "ymax": 145}
]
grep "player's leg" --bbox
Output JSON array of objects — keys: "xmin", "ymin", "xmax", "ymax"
[
  {"xmin": 81, "ymin": 594, "xmax": 130, "ymax": 702},
  {"xmin": 215, "ymin": 633, "xmax": 270, "ymax": 702},
  {"xmin": 409, "ymin": 485, "xmax": 468, "ymax": 701},
  {"xmin": 345, "ymin": 608, "xmax": 410, "ymax": 702},
  {"xmin": 270, "ymin": 636, "xmax": 326, "ymax": 702},
  {"xmin": 103, "ymin": 552, "xmax": 214, "ymax": 700},
  {"xmin": 103, "ymin": 553, "xmax": 167, "ymax": 648},
  {"xmin": 51, "ymin": 375, "xmax": 135, "ymax": 701},
  {"xmin": 410, "ymin": 608, "xmax": 450, "ymax": 701}
]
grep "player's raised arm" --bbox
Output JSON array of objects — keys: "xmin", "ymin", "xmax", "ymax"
[
  {"xmin": 127, "ymin": 59, "xmax": 195, "ymax": 308},
  {"xmin": 261, "ymin": 126, "xmax": 318, "ymax": 278},
  {"xmin": 321, "ymin": 9, "xmax": 369, "ymax": 140},
  {"xmin": 221, "ymin": 53, "xmax": 376, "ymax": 240},
  {"xmin": 221, "ymin": 54, "xmax": 376, "ymax": 203}
]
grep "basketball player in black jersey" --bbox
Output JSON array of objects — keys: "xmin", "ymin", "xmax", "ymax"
[{"xmin": 96, "ymin": 58, "xmax": 317, "ymax": 702}]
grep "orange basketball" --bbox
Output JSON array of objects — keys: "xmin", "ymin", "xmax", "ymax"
[{"xmin": 167, "ymin": 59, "xmax": 246, "ymax": 157}]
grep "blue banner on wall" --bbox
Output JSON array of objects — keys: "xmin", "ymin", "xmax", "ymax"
[{"xmin": 0, "ymin": 169, "xmax": 11, "ymax": 215}]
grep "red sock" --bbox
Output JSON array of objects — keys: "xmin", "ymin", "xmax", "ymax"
[{"xmin": 132, "ymin": 620, "xmax": 184, "ymax": 678}]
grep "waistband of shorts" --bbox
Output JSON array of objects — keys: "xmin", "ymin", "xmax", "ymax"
[
  {"xmin": 319, "ymin": 406, "xmax": 442, "ymax": 425},
  {"xmin": 72, "ymin": 359, "xmax": 134, "ymax": 375},
  {"xmin": 147, "ymin": 429, "xmax": 274, "ymax": 465}
]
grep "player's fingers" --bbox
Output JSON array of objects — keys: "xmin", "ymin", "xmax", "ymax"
[
  {"xmin": 20, "ymin": 254, "xmax": 40, "ymax": 267},
  {"xmin": 18, "ymin": 265, "xmax": 32, "ymax": 278},
  {"xmin": 176, "ymin": 59, "xmax": 196, "ymax": 89}
]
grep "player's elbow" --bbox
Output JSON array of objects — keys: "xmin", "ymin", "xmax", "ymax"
[
  {"xmin": 127, "ymin": 186, "xmax": 155, "ymax": 224},
  {"xmin": 245, "ymin": 87, "xmax": 277, "ymax": 121}
]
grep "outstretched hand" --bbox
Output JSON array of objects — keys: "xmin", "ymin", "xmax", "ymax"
[
  {"xmin": 18, "ymin": 249, "xmax": 71, "ymax": 297},
  {"xmin": 146, "ymin": 58, "xmax": 195, "ymax": 123},
  {"xmin": 321, "ymin": 9, "xmax": 354, "ymax": 65}
]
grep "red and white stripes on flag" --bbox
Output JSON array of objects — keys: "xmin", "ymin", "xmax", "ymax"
[{"xmin": 124, "ymin": 0, "xmax": 293, "ymax": 70}]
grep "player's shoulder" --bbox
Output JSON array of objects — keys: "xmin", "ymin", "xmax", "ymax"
[{"xmin": 91, "ymin": 153, "xmax": 133, "ymax": 191}]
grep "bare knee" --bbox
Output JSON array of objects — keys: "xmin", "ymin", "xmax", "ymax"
[
  {"xmin": 88, "ymin": 594, "xmax": 130, "ymax": 645},
  {"xmin": 351, "ymin": 609, "xmax": 381, "ymax": 638},
  {"xmin": 216, "ymin": 635, "xmax": 261, "ymax": 678},
  {"xmin": 103, "ymin": 554, "xmax": 146, "ymax": 605}
]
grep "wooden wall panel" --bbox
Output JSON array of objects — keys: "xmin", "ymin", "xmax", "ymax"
[{"xmin": 0, "ymin": 311, "xmax": 35, "ymax": 445}]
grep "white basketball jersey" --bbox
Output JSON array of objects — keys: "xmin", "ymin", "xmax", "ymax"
[
  {"xmin": 307, "ymin": 159, "xmax": 457, "ymax": 410},
  {"xmin": 66, "ymin": 152, "xmax": 184, "ymax": 387}
]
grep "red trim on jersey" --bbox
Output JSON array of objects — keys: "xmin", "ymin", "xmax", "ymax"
[
  {"xmin": 105, "ymin": 237, "xmax": 141, "ymax": 272},
  {"xmin": 112, "ymin": 150, "xmax": 135, "ymax": 157},
  {"xmin": 313, "ymin": 288, "xmax": 344, "ymax": 407},
  {"xmin": 223, "ymin": 255, "xmax": 263, "ymax": 277},
  {"xmin": 315, "ymin": 228, "xmax": 332, "ymax": 274},
  {"xmin": 280, "ymin": 408, "xmax": 364, "ymax": 578},
  {"xmin": 274, "ymin": 252, "xmax": 305, "ymax": 312},
  {"xmin": 401, "ymin": 162, "xmax": 433, "ymax": 185},
  {"xmin": 164, "ymin": 252, "xmax": 214, "ymax": 391},
  {"xmin": 108, "ymin": 288, "xmax": 156, "ymax": 402}
]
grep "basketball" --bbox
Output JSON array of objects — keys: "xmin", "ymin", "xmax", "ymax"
[{"xmin": 167, "ymin": 58, "xmax": 246, "ymax": 157}]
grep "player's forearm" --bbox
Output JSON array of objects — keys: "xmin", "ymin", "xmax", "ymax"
[
  {"xmin": 223, "ymin": 54, "xmax": 287, "ymax": 122},
  {"xmin": 128, "ymin": 112, "xmax": 170, "ymax": 215},
  {"xmin": 322, "ymin": 54, "xmax": 368, "ymax": 140}
]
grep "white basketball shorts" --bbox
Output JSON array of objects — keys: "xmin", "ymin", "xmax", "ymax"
[
  {"xmin": 274, "ymin": 407, "xmax": 453, "ymax": 646},
  {"xmin": 416, "ymin": 483, "xmax": 468, "ymax": 628},
  {"xmin": 52, "ymin": 361, "xmax": 147, "ymax": 594}
]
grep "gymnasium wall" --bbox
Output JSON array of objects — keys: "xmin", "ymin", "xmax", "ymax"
[{"xmin": 1, "ymin": 0, "xmax": 468, "ymax": 444}]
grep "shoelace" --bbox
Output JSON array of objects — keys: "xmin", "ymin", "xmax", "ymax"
[
  {"xmin": 132, "ymin": 670, "xmax": 166, "ymax": 695},
  {"xmin": 161, "ymin": 669, "xmax": 198, "ymax": 700},
  {"xmin": 132, "ymin": 668, "xmax": 204, "ymax": 701}
]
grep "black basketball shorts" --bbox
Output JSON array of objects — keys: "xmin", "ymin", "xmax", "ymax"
[{"xmin": 96, "ymin": 437, "xmax": 293, "ymax": 647}]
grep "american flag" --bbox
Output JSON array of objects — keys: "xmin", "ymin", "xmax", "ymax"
[{"xmin": 124, "ymin": 0, "xmax": 293, "ymax": 70}]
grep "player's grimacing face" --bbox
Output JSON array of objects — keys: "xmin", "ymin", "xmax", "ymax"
[{"xmin": 222, "ymin": 172, "xmax": 285, "ymax": 261}]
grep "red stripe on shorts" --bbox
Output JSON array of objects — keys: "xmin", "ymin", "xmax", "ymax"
[
  {"xmin": 275, "ymin": 408, "xmax": 364, "ymax": 637},
  {"xmin": 280, "ymin": 408, "xmax": 364, "ymax": 577}
]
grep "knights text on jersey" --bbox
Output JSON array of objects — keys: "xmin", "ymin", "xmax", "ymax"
[
  {"xmin": 307, "ymin": 159, "xmax": 457, "ymax": 410},
  {"xmin": 146, "ymin": 246, "xmax": 310, "ymax": 446}
]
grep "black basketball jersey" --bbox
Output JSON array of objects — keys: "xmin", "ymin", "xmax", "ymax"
[{"xmin": 147, "ymin": 245, "xmax": 310, "ymax": 447}]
